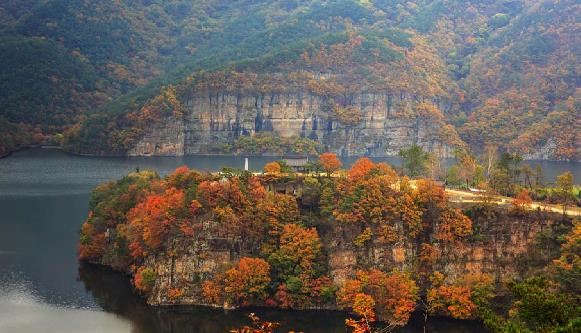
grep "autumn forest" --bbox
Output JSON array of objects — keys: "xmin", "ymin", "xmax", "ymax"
[
  {"xmin": 0, "ymin": 0, "xmax": 579, "ymax": 160},
  {"xmin": 79, "ymin": 154, "xmax": 580, "ymax": 333},
  {"xmin": 0, "ymin": 1, "xmax": 579, "ymax": 333}
]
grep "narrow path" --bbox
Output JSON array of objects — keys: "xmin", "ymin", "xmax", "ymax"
[{"xmin": 446, "ymin": 188, "xmax": 581, "ymax": 217}]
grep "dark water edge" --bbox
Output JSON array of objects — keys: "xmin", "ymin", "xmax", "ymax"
[{"xmin": 78, "ymin": 263, "xmax": 488, "ymax": 333}]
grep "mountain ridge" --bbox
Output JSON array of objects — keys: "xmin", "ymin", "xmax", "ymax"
[{"xmin": 1, "ymin": 0, "xmax": 578, "ymax": 160}]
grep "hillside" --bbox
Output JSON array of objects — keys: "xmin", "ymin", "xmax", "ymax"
[{"xmin": 1, "ymin": 0, "xmax": 579, "ymax": 160}]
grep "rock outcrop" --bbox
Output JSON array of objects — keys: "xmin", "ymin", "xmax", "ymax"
[
  {"xmin": 128, "ymin": 91, "xmax": 455, "ymax": 157},
  {"xmin": 144, "ymin": 205, "xmax": 562, "ymax": 307},
  {"xmin": 128, "ymin": 117, "xmax": 185, "ymax": 156},
  {"xmin": 521, "ymin": 139, "xmax": 559, "ymax": 161},
  {"xmin": 325, "ymin": 208, "xmax": 552, "ymax": 286}
]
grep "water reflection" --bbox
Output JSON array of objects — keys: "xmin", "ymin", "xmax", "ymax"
[
  {"xmin": 78, "ymin": 263, "xmax": 347, "ymax": 333},
  {"xmin": 78, "ymin": 264, "xmax": 487, "ymax": 333},
  {"xmin": 0, "ymin": 277, "xmax": 131, "ymax": 333}
]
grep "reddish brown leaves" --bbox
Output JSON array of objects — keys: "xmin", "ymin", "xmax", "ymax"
[
  {"xmin": 202, "ymin": 280, "xmax": 223, "ymax": 305},
  {"xmin": 127, "ymin": 187, "xmax": 187, "ymax": 252},
  {"xmin": 319, "ymin": 152, "xmax": 342, "ymax": 176},
  {"xmin": 512, "ymin": 189, "xmax": 533, "ymax": 212},
  {"xmin": 264, "ymin": 162, "xmax": 282, "ymax": 175},
  {"xmin": 78, "ymin": 221, "xmax": 106, "ymax": 261},
  {"xmin": 428, "ymin": 285, "xmax": 476, "ymax": 319},
  {"xmin": 435, "ymin": 208, "xmax": 473, "ymax": 242},
  {"xmin": 338, "ymin": 270, "xmax": 419, "ymax": 327},
  {"xmin": 224, "ymin": 258, "xmax": 271, "ymax": 305},
  {"xmin": 334, "ymin": 158, "xmax": 399, "ymax": 225},
  {"xmin": 348, "ymin": 158, "xmax": 375, "ymax": 181},
  {"xmin": 278, "ymin": 224, "xmax": 322, "ymax": 273},
  {"xmin": 133, "ymin": 266, "xmax": 156, "ymax": 293}
]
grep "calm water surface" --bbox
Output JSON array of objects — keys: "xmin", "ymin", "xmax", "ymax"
[{"xmin": 1, "ymin": 149, "xmax": 578, "ymax": 333}]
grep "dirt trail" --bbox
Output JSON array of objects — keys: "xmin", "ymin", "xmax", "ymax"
[{"xmin": 446, "ymin": 188, "xmax": 581, "ymax": 217}]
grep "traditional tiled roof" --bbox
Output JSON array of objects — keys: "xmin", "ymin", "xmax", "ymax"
[{"xmin": 283, "ymin": 156, "xmax": 309, "ymax": 167}]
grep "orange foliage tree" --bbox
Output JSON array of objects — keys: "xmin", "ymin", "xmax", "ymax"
[
  {"xmin": 202, "ymin": 280, "xmax": 223, "ymax": 305},
  {"xmin": 338, "ymin": 269, "xmax": 419, "ymax": 327},
  {"xmin": 133, "ymin": 266, "xmax": 157, "ymax": 293},
  {"xmin": 224, "ymin": 257, "xmax": 271, "ymax": 306},
  {"xmin": 334, "ymin": 158, "xmax": 399, "ymax": 225},
  {"xmin": 164, "ymin": 166, "xmax": 202, "ymax": 201},
  {"xmin": 196, "ymin": 178, "xmax": 248, "ymax": 210},
  {"xmin": 78, "ymin": 220, "xmax": 107, "ymax": 261},
  {"xmin": 424, "ymin": 271, "xmax": 494, "ymax": 325},
  {"xmin": 268, "ymin": 224, "xmax": 332, "ymax": 308},
  {"xmin": 264, "ymin": 162, "xmax": 282, "ymax": 175},
  {"xmin": 269, "ymin": 224, "xmax": 323, "ymax": 278},
  {"xmin": 347, "ymin": 157, "xmax": 376, "ymax": 181},
  {"xmin": 345, "ymin": 293, "xmax": 376, "ymax": 333},
  {"xmin": 126, "ymin": 187, "xmax": 188, "ymax": 258},
  {"xmin": 414, "ymin": 179, "xmax": 447, "ymax": 211},
  {"xmin": 319, "ymin": 152, "xmax": 342, "ymax": 176},
  {"xmin": 256, "ymin": 192, "xmax": 300, "ymax": 237},
  {"xmin": 396, "ymin": 192, "xmax": 424, "ymax": 238},
  {"xmin": 428, "ymin": 285, "xmax": 476, "ymax": 319},
  {"xmin": 512, "ymin": 189, "xmax": 532, "ymax": 213},
  {"xmin": 435, "ymin": 207, "xmax": 472, "ymax": 243},
  {"xmin": 353, "ymin": 293, "xmax": 376, "ymax": 320},
  {"xmin": 78, "ymin": 171, "xmax": 159, "ymax": 264}
]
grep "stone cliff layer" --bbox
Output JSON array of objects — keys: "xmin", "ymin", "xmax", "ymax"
[
  {"xmin": 144, "ymin": 206, "xmax": 561, "ymax": 307},
  {"xmin": 128, "ymin": 91, "xmax": 454, "ymax": 157}
]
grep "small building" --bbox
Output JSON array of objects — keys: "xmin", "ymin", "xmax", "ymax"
[{"xmin": 283, "ymin": 155, "xmax": 309, "ymax": 172}]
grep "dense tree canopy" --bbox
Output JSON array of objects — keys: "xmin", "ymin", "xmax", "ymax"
[
  {"xmin": 79, "ymin": 155, "xmax": 579, "ymax": 332},
  {"xmin": 2, "ymin": 1, "xmax": 576, "ymax": 159}
]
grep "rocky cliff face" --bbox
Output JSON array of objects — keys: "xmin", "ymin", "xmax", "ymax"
[
  {"xmin": 326, "ymin": 208, "xmax": 553, "ymax": 287},
  {"xmin": 128, "ymin": 117, "xmax": 185, "ymax": 156},
  {"xmin": 144, "ymin": 205, "xmax": 559, "ymax": 307},
  {"xmin": 128, "ymin": 91, "xmax": 454, "ymax": 157},
  {"xmin": 521, "ymin": 139, "xmax": 559, "ymax": 161}
]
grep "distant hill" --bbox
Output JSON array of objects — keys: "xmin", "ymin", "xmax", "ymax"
[{"xmin": 1, "ymin": 0, "xmax": 578, "ymax": 160}]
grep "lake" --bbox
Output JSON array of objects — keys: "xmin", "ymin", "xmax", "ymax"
[{"xmin": 0, "ymin": 148, "xmax": 578, "ymax": 333}]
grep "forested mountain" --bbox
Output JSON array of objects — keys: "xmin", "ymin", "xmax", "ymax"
[{"xmin": 1, "ymin": 0, "xmax": 578, "ymax": 160}]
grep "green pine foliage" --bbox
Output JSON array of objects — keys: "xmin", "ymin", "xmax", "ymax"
[{"xmin": 1, "ymin": 0, "xmax": 578, "ymax": 159}]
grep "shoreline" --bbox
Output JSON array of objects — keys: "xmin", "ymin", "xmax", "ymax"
[
  {"xmin": 0, "ymin": 145, "xmax": 63, "ymax": 160},
  {"xmin": 81, "ymin": 262, "xmax": 486, "ymax": 328},
  {"xmin": 3, "ymin": 146, "xmax": 578, "ymax": 163}
]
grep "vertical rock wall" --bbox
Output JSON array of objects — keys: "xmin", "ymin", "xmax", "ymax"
[
  {"xmin": 145, "ymin": 208, "xmax": 560, "ymax": 306},
  {"xmin": 129, "ymin": 91, "xmax": 454, "ymax": 157},
  {"xmin": 128, "ymin": 117, "xmax": 185, "ymax": 156},
  {"xmin": 325, "ymin": 210, "xmax": 553, "ymax": 286}
]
